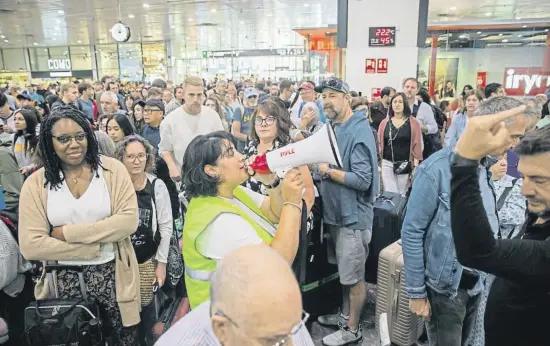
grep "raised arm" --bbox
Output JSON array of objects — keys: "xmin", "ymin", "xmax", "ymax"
[{"xmin": 451, "ymin": 161, "xmax": 550, "ymax": 285}]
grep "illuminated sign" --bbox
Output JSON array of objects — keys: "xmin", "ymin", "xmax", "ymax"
[
  {"xmin": 47, "ymin": 59, "xmax": 72, "ymax": 71},
  {"xmin": 369, "ymin": 27, "xmax": 396, "ymax": 47},
  {"xmin": 503, "ymin": 67, "xmax": 550, "ymax": 96}
]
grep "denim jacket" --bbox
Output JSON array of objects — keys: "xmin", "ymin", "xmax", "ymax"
[
  {"xmin": 444, "ymin": 112, "xmax": 467, "ymax": 150},
  {"xmin": 401, "ymin": 148, "xmax": 497, "ymax": 299}
]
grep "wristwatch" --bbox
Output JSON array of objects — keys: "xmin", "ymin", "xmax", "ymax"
[
  {"xmin": 322, "ymin": 168, "xmax": 332, "ymax": 180},
  {"xmin": 264, "ymin": 177, "xmax": 281, "ymax": 189}
]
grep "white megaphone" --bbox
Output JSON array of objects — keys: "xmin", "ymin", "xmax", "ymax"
[{"xmin": 248, "ymin": 123, "xmax": 343, "ymax": 178}]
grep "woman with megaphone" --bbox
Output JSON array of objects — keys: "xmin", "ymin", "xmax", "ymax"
[{"xmin": 181, "ymin": 131, "xmax": 305, "ymax": 309}]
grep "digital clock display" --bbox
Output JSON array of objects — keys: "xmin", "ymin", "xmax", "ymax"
[{"xmin": 369, "ymin": 27, "xmax": 396, "ymax": 47}]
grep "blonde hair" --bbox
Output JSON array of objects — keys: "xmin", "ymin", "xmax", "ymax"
[
  {"xmin": 60, "ymin": 83, "xmax": 77, "ymax": 95},
  {"xmin": 184, "ymin": 76, "xmax": 204, "ymax": 88}
]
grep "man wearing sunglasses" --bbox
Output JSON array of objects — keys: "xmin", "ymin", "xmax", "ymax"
[
  {"xmin": 231, "ymin": 87, "xmax": 259, "ymax": 152},
  {"xmin": 156, "ymin": 244, "xmax": 315, "ymax": 346}
]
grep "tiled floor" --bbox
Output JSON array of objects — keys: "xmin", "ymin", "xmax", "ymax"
[{"xmin": 309, "ymin": 284, "xmax": 428, "ymax": 346}]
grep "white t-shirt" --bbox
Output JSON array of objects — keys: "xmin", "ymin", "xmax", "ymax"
[
  {"xmin": 47, "ymin": 165, "xmax": 114, "ymax": 265},
  {"xmin": 197, "ymin": 187, "xmax": 276, "ymax": 260},
  {"xmin": 158, "ymin": 105, "xmax": 224, "ymax": 168}
]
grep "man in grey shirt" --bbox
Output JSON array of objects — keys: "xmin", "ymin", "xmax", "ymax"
[
  {"xmin": 155, "ymin": 244, "xmax": 314, "ymax": 346},
  {"xmin": 403, "ymin": 77, "xmax": 438, "ymax": 135}
]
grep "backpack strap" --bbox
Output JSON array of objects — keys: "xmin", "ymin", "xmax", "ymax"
[
  {"xmin": 150, "ymin": 178, "xmax": 161, "ymax": 244},
  {"xmin": 497, "ymin": 179, "xmax": 518, "ymax": 212},
  {"xmin": 412, "ymin": 100, "xmax": 421, "ymax": 117}
]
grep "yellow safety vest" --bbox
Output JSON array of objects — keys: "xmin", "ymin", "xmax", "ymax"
[{"xmin": 182, "ymin": 186, "xmax": 274, "ymax": 308}]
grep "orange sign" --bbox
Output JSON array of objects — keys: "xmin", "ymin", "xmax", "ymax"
[
  {"xmin": 365, "ymin": 59, "xmax": 377, "ymax": 74},
  {"xmin": 309, "ymin": 37, "xmax": 336, "ymax": 51},
  {"xmin": 377, "ymin": 58, "xmax": 388, "ymax": 73}
]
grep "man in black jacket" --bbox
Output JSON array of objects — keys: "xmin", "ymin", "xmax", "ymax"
[{"xmin": 450, "ymin": 106, "xmax": 550, "ymax": 346}]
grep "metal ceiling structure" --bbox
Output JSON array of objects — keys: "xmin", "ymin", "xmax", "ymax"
[{"xmin": 0, "ymin": 0, "xmax": 547, "ymax": 50}]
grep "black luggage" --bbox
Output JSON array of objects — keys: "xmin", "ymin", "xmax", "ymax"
[
  {"xmin": 294, "ymin": 195, "xmax": 342, "ymax": 318},
  {"xmin": 23, "ymin": 265, "xmax": 104, "ymax": 346},
  {"xmin": 365, "ymin": 191, "xmax": 409, "ymax": 284}
]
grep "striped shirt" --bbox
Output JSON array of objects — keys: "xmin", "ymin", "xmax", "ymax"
[{"xmin": 155, "ymin": 301, "xmax": 315, "ymax": 346}]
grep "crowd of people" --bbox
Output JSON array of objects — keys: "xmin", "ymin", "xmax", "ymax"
[{"xmin": 0, "ymin": 73, "xmax": 549, "ymax": 346}]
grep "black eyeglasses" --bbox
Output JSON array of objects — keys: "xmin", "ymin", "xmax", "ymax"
[
  {"xmin": 52, "ymin": 134, "xmax": 87, "ymax": 144},
  {"xmin": 248, "ymin": 95, "xmax": 258, "ymax": 99},
  {"xmin": 214, "ymin": 310, "xmax": 309, "ymax": 346},
  {"xmin": 144, "ymin": 108, "xmax": 162, "ymax": 114},
  {"xmin": 254, "ymin": 116, "xmax": 276, "ymax": 126}
]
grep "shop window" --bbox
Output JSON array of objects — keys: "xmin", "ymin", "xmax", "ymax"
[
  {"xmin": 142, "ymin": 42, "xmax": 167, "ymax": 80},
  {"xmin": 3, "ymin": 49, "xmax": 27, "ymax": 71},
  {"xmin": 70, "ymin": 46, "xmax": 93, "ymax": 70},
  {"xmin": 28, "ymin": 48, "xmax": 50, "ymax": 71},
  {"xmin": 96, "ymin": 45, "xmax": 120, "ymax": 79},
  {"xmin": 119, "ymin": 43, "xmax": 143, "ymax": 81}
]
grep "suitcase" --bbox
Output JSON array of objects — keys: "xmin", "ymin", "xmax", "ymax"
[
  {"xmin": 375, "ymin": 241, "xmax": 424, "ymax": 346},
  {"xmin": 365, "ymin": 191, "xmax": 408, "ymax": 284},
  {"xmin": 295, "ymin": 195, "xmax": 342, "ymax": 318}
]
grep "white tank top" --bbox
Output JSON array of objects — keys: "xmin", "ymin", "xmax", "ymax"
[{"xmin": 47, "ymin": 165, "xmax": 114, "ymax": 265}]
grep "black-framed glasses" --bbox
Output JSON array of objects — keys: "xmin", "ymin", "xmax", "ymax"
[
  {"xmin": 214, "ymin": 310, "xmax": 309, "ymax": 346},
  {"xmin": 52, "ymin": 134, "xmax": 87, "ymax": 144},
  {"xmin": 124, "ymin": 153, "xmax": 148, "ymax": 163},
  {"xmin": 254, "ymin": 116, "xmax": 276, "ymax": 126},
  {"xmin": 248, "ymin": 95, "xmax": 258, "ymax": 99},
  {"xmin": 144, "ymin": 108, "xmax": 162, "ymax": 114}
]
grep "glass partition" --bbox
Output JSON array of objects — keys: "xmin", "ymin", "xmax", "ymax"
[
  {"xmin": 96, "ymin": 44, "xmax": 119, "ymax": 79},
  {"xmin": 142, "ymin": 42, "xmax": 167, "ymax": 80},
  {"xmin": 28, "ymin": 48, "xmax": 50, "ymax": 71},
  {"xmin": 118, "ymin": 43, "xmax": 143, "ymax": 81},
  {"xmin": 3, "ymin": 49, "xmax": 27, "ymax": 71},
  {"xmin": 70, "ymin": 46, "xmax": 93, "ymax": 70}
]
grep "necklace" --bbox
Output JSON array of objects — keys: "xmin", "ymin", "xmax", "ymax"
[{"xmin": 69, "ymin": 167, "xmax": 85, "ymax": 185}]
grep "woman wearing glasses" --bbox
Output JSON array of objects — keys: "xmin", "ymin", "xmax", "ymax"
[
  {"xmin": 116, "ymin": 135, "xmax": 172, "ymax": 304},
  {"xmin": 243, "ymin": 100, "xmax": 315, "ymax": 225},
  {"xmin": 18, "ymin": 105, "xmax": 141, "ymax": 344},
  {"xmin": 181, "ymin": 131, "xmax": 305, "ymax": 309}
]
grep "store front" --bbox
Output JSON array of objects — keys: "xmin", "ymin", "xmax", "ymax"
[
  {"xmin": 28, "ymin": 46, "xmax": 94, "ymax": 83},
  {"xmin": 174, "ymin": 47, "xmax": 315, "ymax": 82},
  {"xmin": 418, "ymin": 25, "xmax": 550, "ymax": 102},
  {"xmin": 0, "ymin": 48, "xmax": 30, "ymax": 87}
]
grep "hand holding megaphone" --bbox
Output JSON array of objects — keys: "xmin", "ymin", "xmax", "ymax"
[{"xmin": 246, "ymin": 123, "xmax": 343, "ymax": 178}]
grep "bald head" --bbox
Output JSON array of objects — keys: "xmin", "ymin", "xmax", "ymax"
[{"xmin": 210, "ymin": 245, "xmax": 302, "ymax": 345}]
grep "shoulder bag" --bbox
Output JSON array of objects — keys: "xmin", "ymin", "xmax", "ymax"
[{"xmin": 389, "ymin": 119, "xmax": 412, "ymax": 175}]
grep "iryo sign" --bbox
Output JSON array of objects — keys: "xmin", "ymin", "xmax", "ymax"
[
  {"xmin": 503, "ymin": 67, "xmax": 550, "ymax": 96},
  {"xmin": 47, "ymin": 59, "xmax": 72, "ymax": 71}
]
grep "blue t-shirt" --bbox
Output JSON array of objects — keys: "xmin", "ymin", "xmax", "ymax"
[{"xmin": 78, "ymin": 98, "xmax": 94, "ymax": 121}]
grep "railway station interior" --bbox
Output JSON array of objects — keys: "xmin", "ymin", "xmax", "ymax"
[{"xmin": 0, "ymin": 0, "xmax": 549, "ymax": 346}]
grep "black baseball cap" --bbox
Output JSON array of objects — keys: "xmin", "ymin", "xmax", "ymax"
[{"xmin": 314, "ymin": 77, "xmax": 350, "ymax": 94}]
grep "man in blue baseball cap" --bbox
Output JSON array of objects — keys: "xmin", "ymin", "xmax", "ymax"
[
  {"xmin": 315, "ymin": 77, "xmax": 379, "ymax": 346},
  {"xmin": 231, "ymin": 87, "xmax": 259, "ymax": 152}
]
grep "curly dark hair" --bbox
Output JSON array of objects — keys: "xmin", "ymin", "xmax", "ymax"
[
  {"xmin": 249, "ymin": 99, "xmax": 293, "ymax": 145},
  {"xmin": 37, "ymin": 105, "xmax": 101, "ymax": 189},
  {"xmin": 182, "ymin": 131, "xmax": 236, "ymax": 198}
]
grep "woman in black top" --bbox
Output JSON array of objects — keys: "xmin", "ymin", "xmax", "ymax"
[{"xmin": 377, "ymin": 93, "xmax": 423, "ymax": 194}]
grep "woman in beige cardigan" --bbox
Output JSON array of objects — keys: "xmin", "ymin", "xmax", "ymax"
[{"xmin": 18, "ymin": 105, "xmax": 141, "ymax": 345}]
